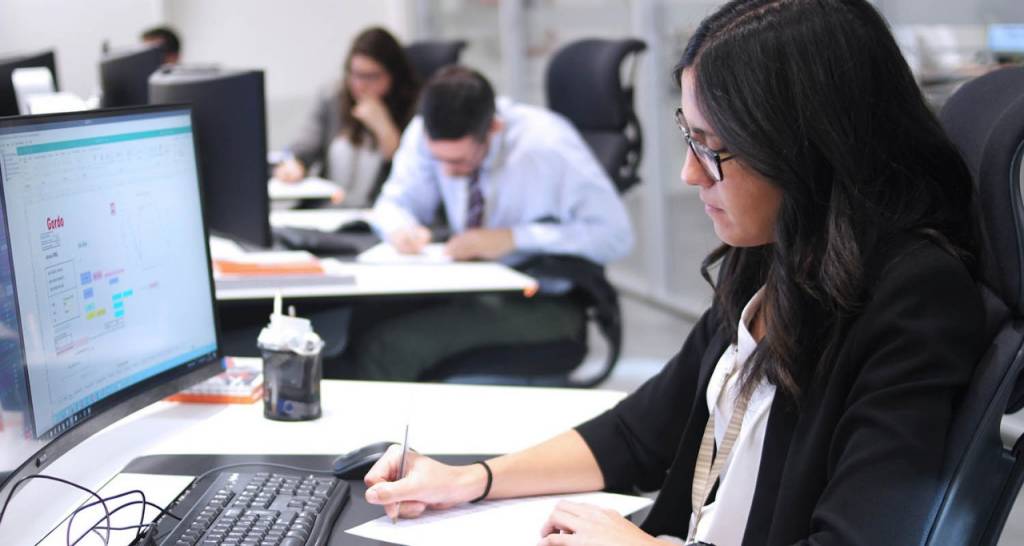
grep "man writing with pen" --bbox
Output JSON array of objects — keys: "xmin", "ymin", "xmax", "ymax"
[{"xmin": 336, "ymin": 65, "xmax": 633, "ymax": 382}]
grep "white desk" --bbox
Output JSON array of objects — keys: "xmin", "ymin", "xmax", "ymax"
[
  {"xmin": 3, "ymin": 376, "xmax": 626, "ymax": 545},
  {"xmin": 270, "ymin": 209, "xmax": 373, "ymax": 233},
  {"xmin": 215, "ymin": 260, "xmax": 539, "ymax": 301},
  {"xmin": 268, "ymin": 177, "xmax": 339, "ymax": 201}
]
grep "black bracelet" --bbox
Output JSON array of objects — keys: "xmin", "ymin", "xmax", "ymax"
[{"xmin": 469, "ymin": 461, "xmax": 493, "ymax": 503}]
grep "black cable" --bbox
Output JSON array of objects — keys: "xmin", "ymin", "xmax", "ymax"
[
  {"xmin": 66, "ymin": 462, "xmax": 332, "ymax": 546},
  {"xmin": 0, "ymin": 474, "xmax": 112, "ymax": 545},
  {"xmin": 70, "ymin": 499, "xmax": 173, "ymax": 546},
  {"xmin": 66, "ymin": 489, "xmax": 147, "ymax": 545}
]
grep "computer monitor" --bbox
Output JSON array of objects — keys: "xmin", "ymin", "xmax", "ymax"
[
  {"xmin": 990, "ymin": 24, "xmax": 1024, "ymax": 63},
  {"xmin": 0, "ymin": 105, "xmax": 222, "ymax": 530},
  {"xmin": 149, "ymin": 67, "xmax": 271, "ymax": 248},
  {"xmin": 0, "ymin": 50, "xmax": 58, "ymax": 116},
  {"xmin": 99, "ymin": 45, "xmax": 164, "ymax": 107}
]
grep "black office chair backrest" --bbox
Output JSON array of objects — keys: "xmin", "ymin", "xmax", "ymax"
[
  {"xmin": 403, "ymin": 40, "xmax": 467, "ymax": 83},
  {"xmin": 924, "ymin": 66, "xmax": 1024, "ymax": 546},
  {"xmin": 545, "ymin": 38, "xmax": 646, "ymax": 193}
]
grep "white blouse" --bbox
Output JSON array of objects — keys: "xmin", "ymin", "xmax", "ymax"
[
  {"xmin": 326, "ymin": 136, "xmax": 383, "ymax": 209},
  {"xmin": 662, "ymin": 287, "xmax": 776, "ymax": 546}
]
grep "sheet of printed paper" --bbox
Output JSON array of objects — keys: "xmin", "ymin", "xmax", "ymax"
[{"xmin": 346, "ymin": 491, "xmax": 653, "ymax": 546}]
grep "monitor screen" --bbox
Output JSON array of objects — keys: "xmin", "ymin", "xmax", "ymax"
[
  {"xmin": 0, "ymin": 106, "xmax": 221, "ymax": 502},
  {"xmin": 989, "ymin": 23, "xmax": 1024, "ymax": 55}
]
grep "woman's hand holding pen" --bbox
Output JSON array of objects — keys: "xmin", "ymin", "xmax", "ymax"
[
  {"xmin": 273, "ymin": 158, "xmax": 306, "ymax": 183},
  {"xmin": 537, "ymin": 501, "xmax": 669, "ymax": 546},
  {"xmin": 363, "ymin": 445, "xmax": 489, "ymax": 521}
]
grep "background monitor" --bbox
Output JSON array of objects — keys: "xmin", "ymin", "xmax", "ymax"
[
  {"xmin": 99, "ymin": 45, "xmax": 164, "ymax": 107},
  {"xmin": 0, "ymin": 50, "xmax": 58, "ymax": 116},
  {"xmin": 990, "ymin": 24, "xmax": 1024, "ymax": 63},
  {"xmin": 0, "ymin": 105, "xmax": 222, "ymax": 519},
  {"xmin": 149, "ymin": 66, "xmax": 271, "ymax": 247}
]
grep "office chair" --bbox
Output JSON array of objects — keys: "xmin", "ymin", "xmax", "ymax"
[
  {"xmin": 403, "ymin": 39, "xmax": 467, "ymax": 83},
  {"xmin": 546, "ymin": 38, "xmax": 646, "ymax": 194},
  {"xmin": 423, "ymin": 39, "xmax": 647, "ymax": 389},
  {"xmin": 922, "ymin": 66, "xmax": 1024, "ymax": 545},
  {"xmin": 421, "ymin": 254, "xmax": 622, "ymax": 388}
]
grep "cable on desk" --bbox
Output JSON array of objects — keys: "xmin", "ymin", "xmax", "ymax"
[
  {"xmin": 68, "ymin": 489, "xmax": 146, "ymax": 543},
  {"xmin": 71, "ymin": 499, "xmax": 178, "ymax": 546},
  {"xmin": 0, "ymin": 474, "xmax": 113, "ymax": 545}
]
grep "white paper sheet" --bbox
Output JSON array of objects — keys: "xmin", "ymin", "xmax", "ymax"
[
  {"xmin": 208, "ymin": 235, "xmax": 246, "ymax": 259},
  {"xmin": 345, "ymin": 491, "xmax": 653, "ymax": 546},
  {"xmin": 268, "ymin": 177, "xmax": 339, "ymax": 200},
  {"xmin": 356, "ymin": 242, "xmax": 453, "ymax": 265}
]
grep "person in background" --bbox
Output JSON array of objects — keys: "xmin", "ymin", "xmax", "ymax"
[
  {"xmin": 358, "ymin": 1, "xmax": 988, "ymax": 544},
  {"xmin": 274, "ymin": 27, "xmax": 419, "ymax": 208},
  {"xmin": 140, "ymin": 26, "xmax": 181, "ymax": 65},
  {"xmin": 337, "ymin": 65, "xmax": 633, "ymax": 382}
]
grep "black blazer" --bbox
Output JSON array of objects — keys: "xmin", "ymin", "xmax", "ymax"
[{"xmin": 577, "ymin": 238, "xmax": 987, "ymax": 545}]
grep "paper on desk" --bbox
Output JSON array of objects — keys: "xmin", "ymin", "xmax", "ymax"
[
  {"xmin": 38, "ymin": 473, "xmax": 193, "ymax": 546},
  {"xmin": 357, "ymin": 242, "xmax": 453, "ymax": 265},
  {"xmin": 345, "ymin": 491, "xmax": 653, "ymax": 546},
  {"xmin": 270, "ymin": 208, "xmax": 372, "ymax": 232},
  {"xmin": 268, "ymin": 177, "xmax": 339, "ymax": 200},
  {"xmin": 208, "ymin": 235, "xmax": 246, "ymax": 259}
]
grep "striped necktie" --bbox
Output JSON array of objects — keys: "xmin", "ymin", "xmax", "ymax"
[{"xmin": 465, "ymin": 169, "xmax": 484, "ymax": 229}]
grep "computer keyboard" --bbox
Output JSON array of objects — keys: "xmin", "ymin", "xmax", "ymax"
[{"xmin": 162, "ymin": 471, "xmax": 350, "ymax": 546}]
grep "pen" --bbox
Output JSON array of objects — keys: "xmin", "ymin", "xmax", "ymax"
[{"xmin": 392, "ymin": 424, "xmax": 410, "ymax": 524}]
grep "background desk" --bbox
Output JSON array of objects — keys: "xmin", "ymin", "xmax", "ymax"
[
  {"xmin": 215, "ymin": 260, "xmax": 539, "ymax": 301},
  {"xmin": 2, "ymin": 378, "xmax": 627, "ymax": 545}
]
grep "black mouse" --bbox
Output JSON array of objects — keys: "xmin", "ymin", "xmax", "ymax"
[{"xmin": 332, "ymin": 441, "xmax": 396, "ymax": 479}]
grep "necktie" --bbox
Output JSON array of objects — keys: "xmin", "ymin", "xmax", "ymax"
[{"xmin": 465, "ymin": 169, "xmax": 484, "ymax": 229}]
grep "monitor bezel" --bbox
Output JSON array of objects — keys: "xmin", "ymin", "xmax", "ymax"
[{"xmin": 0, "ymin": 104, "xmax": 224, "ymax": 504}]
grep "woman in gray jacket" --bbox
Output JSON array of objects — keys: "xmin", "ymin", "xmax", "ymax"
[{"xmin": 274, "ymin": 27, "xmax": 419, "ymax": 208}]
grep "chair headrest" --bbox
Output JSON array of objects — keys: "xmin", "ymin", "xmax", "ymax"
[
  {"xmin": 939, "ymin": 67, "xmax": 1024, "ymax": 313},
  {"xmin": 403, "ymin": 40, "xmax": 468, "ymax": 82},
  {"xmin": 544, "ymin": 38, "xmax": 646, "ymax": 132}
]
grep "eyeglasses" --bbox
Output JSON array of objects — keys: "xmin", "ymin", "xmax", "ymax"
[
  {"xmin": 675, "ymin": 108, "xmax": 736, "ymax": 182},
  {"xmin": 348, "ymin": 69, "xmax": 386, "ymax": 83}
]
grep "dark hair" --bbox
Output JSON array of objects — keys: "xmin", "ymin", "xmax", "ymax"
[
  {"xmin": 674, "ymin": 0, "xmax": 980, "ymax": 400},
  {"xmin": 140, "ymin": 26, "xmax": 181, "ymax": 55},
  {"xmin": 419, "ymin": 66, "xmax": 496, "ymax": 141},
  {"xmin": 339, "ymin": 27, "xmax": 420, "ymax": 147}
]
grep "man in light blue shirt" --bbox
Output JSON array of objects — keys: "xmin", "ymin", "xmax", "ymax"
[
  {"xmin": 341, "ymin": 66, "xmax": 633, "ymax": 381},
  {"xmin": 372, "ymin": 69, "xmax": 633, "ymax": 266}
]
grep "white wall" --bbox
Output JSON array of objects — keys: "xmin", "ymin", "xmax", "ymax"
[
  {"xmin": 0, "ymin": 0, "xmax": 411, "ymax": 148},
  {"xmin": 164, "ymin": 0, "xmax": 411, "ymax": 148},
  {"xmin": 0, "ymin": 0, "xmax": 163, "ymax": 99}
]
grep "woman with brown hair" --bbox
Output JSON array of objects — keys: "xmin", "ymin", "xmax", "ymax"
[{"xmin": 274, "ymin": 27, "xmax": 419, "ymax": 208}]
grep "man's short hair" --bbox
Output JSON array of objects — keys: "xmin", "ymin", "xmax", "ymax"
[
  {"xmin": 141, "ymin": 26, "xmax": 181, "ymax": 55},
  {"xmin": 419, "ymin": 66, "xmax": 495, "ymax": 141}
]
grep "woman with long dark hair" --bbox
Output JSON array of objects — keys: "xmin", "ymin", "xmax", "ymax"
[
  {"xmin": 274, "ymin": 27, "xmax": 418, "ymax": 207},
  {"xmin": 356, "ymin": 1, "xmax": 987, "ymax": 544}
]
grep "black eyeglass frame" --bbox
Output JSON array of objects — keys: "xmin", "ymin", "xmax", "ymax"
[{"xmin": 674, "ymin": 107, "xmax": 736, "ymax": 182}]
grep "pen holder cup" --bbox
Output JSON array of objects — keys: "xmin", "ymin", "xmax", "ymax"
[{"xmin": 261, "ymin": 348, "xmax": 322, "ymax": 421}]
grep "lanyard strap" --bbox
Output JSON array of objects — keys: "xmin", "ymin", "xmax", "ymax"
[{"xmin": 689, "ymin": 368, "xmax": 752, "ymax": 543}]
